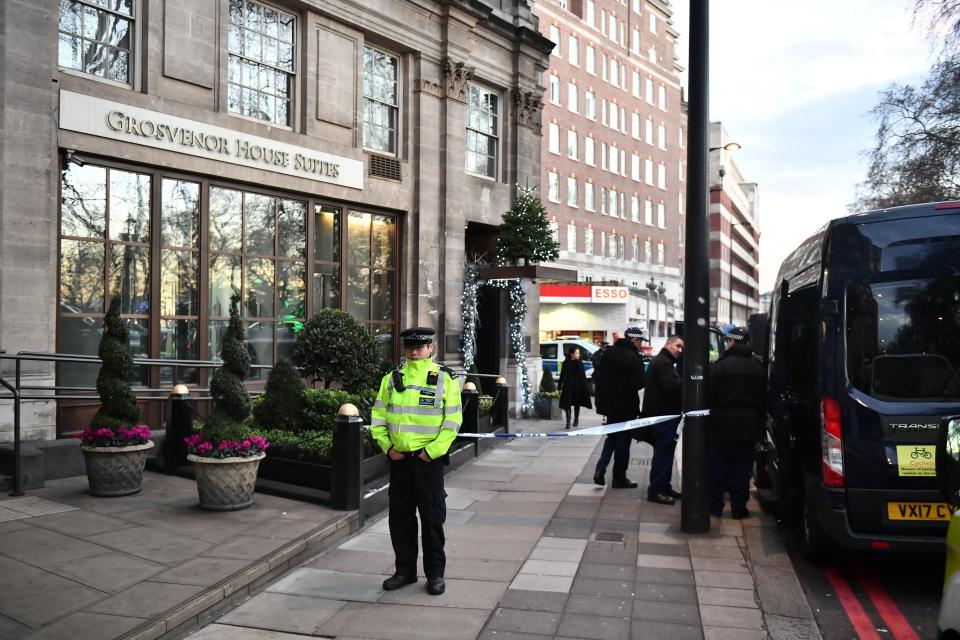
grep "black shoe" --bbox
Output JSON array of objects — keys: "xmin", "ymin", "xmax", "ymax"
[
  {"xmin": 731, "ymin": 508, "xmax": 751, "ymax": 520},
  {"xmin": 593, "ymin": 471, "xmax": 605, "ymax": 486},
  {"xmin": 710, "ymin": 511, "xmax": 723, "ymax": 518},
  {"xmin": 611, "ymin": 479, "xmax": 638, "ymax": 489},
  {"xmin": 647, "ymin": 492, "xmax": 676, "ymax": 505},
  {"xmin": 382, "ymin": 574, "xmax": 417, "ymax": 590},
  {"xmin": 573, "ymin": 420, "xmax": 579, "ymax": 427},
  {"xmin": 665, "ymin": 488, "xmax": 682, "ymax": 500},
  {"xmin": 426, "ymin": 577, "xmax": 445, "ymax": 595}
]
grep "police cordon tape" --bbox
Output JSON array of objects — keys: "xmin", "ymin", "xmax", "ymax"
[{"xmin": 452, "ymin": 410, "xmax": 710, "ymax": 439}]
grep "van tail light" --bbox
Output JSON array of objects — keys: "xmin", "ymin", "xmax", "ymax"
[{"xmin": 821, "ymin": 396, "xmax": 845, "ymax": 487}]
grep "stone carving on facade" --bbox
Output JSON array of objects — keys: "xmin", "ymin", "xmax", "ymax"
[
  {"xmin": 443, "ymin": 59, "xmax": 474, "ymax": 103},
  {"xmin": 415, "ymin": 78, "xmax": 443, "ymax": 98},
  {"xmin": 514, "ymin": 90, "xmax": 543, "ymax": 134}
]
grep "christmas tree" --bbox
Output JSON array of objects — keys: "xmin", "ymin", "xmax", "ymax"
[{"xmin": 495, "ymin": 186, "xmax": 560, "ymax": 266}]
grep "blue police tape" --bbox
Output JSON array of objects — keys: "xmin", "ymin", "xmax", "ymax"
[{"xmin": 454, "ymin": 409, "xmax": 711, "ymax": 439}]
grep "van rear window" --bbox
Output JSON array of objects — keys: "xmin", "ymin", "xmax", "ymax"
[{"xmin": 846, "ymin": 277, "xmax": 960, "ymax": 400}]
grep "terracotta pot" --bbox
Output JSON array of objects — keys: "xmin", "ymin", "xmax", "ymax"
[
  {"xmin": 81, "ymin": 441, "xmax": 155, "ymax": 497},
  {"xmin": 188, "ymin": 452, "xmax": 265, "ymax": 511}
]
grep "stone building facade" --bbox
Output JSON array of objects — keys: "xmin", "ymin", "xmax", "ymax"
[
  {"xmin": 0, "ymin": 0, "xmax": 552, "ymax": 441},
  {"xmin": 533, "ymin": 0, "xmax": 686, "ymax": 339}
]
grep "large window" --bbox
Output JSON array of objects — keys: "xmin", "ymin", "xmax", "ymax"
[
  {"xmin": 362, "ymin": 47, "xmax": 399, "ymax": 154},
  {"xmin": 466, "ymin": 84, "xmax": 500, "ymax": 179},
  {"xmin": 227, "ymin": 0, "xmax": 295, "ymax": 126},
  {"xmin": 59, "ymin": 160, "xmax": 398, "ymax": 387},
  {"xmin": 58, "ymin": 0, "xmax": 134, "ymax": 84}
]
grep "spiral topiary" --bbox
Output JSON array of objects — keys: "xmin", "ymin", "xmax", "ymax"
[
  {"xmin": 206, "ymin": 293, "xmax": 253, "ymax": 444},
  {"xmin": 91, "ymin": 294, "xmax": 140, "ymax": 429}
]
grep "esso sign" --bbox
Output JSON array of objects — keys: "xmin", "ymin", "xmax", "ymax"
[{"xmin": 591, "ymin": 286, "xmax": 629, "ymax": 303}]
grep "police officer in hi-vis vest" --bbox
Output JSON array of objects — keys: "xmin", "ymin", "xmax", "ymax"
[{"xmin": 371, "ymin": 327, "xmax": 462, "ymax": 596}]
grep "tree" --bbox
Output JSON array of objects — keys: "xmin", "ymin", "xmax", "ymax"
[
  {"xmin": 91, "ymin": 294, "xmax": 140, "ymax": 428},
  {"xmin": 495, "ymin": 186, "xmax": 560, "ymax": 266},
  {"xmin": 206, "ymin": 293, "xmax": 253, "ymax": 442},
  {"xmin": 853, "ymin": 2, "xmax": 960, "ymax": 210},
  {"xmin": 253, "ymin": 358, "xmax": 305, "ymax": 431},
  {"xmin": 292, "ymin": 309, "xmax": 385, "ymax": 393}
]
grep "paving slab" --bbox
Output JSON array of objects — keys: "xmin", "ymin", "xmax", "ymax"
[
  {"xmin": 377, "ymin": 577, "xmax": 507, "ymax": 609},
  {"xmin": 151, "ymin": 557, "xmax": 253, "ymax": 587},
  {"xmin": 186, "ymin": 624, "xmax": 323, "ymax": 639},
  {"xmin": 305, "ymin": 548, "xmax": 396, "ymax": 575},
  {"xmin": 558, "ymin": 611, "xmax": 631, "ymax": 640},
  {"xmin": 637, "ymin": 553, "xmax": 692, "ymax": 570},
  {"xmin": 267, "ymin": 568, "xmax": 385, "ymax": 602},
  {"xmin": 88, "ymin": 581, "xmax": 206, "ymax": 618},
  {"xmin": 695, "ymin": 586, "xmax": 758, "ymax": 608},
  {"xmin": 571, "ymin": 576, "xmax": 636, "ymax": 598},
  {"xmin": 629, "ymin": 619, "xmax": 704, "ymax": 640},
  {"xmin": 565, "ymin": 593, "xmax": 633, "ymax": 617},
  {"xmin": 577, "ymin": 561, "xmax": 635, "ymax": 581},
  {"xmin": 633, "ymin": 582, "xmax": 698, "ymax": 604},
  {"xmin": 753, "ymin": 565, "xmax": 818, "ymax": 619},
  {"xmin": 702, "ymin": 626, "xmax": 765, "ymax": 640},
  {"xmin": 19, "ymin": 611, "xmax": 147, "ymax": 640},
  {"xmin": 764, "ymin": 613, "xmax": 824, "ymax": 639},
  {"xmin": 520, "ymin": 558, "xmax": 580, "ymax": 577},
  {"xmin": 0, "ymin": 582, "xmax": 107, "ymax": 627},
  {"xmin": 693, "ymin": 570, "xmax": 754, "ymax": 590},
  {"xmin": 698, "ymin": 604, "xmax": 764, "ymax": 630},
  {"xmin": 499, "ymin": 587, "xmax": 569, "ymax": 612},
  {"xmin": 0, "ymin": 526, "xmax": 107, "ymax": 567},
  {"xmin": 635, "ymin": 566, "xmax": 696, "ymax": 586},
  {"xmin": 632, "ymin": 600, "xmax": 701, "ymax": 625},
  {"xmin": 486, "ymin": 607, "xmax": 561, "ymax": 635},
  {"xmin": 218, "ymin": 592, "xmax": 345, "ymax": 634},
  {"xmin": 510, "ymin": 573, "xmax": 575, "ymax": 593},
  {"xmin": 90, "ymin": 524, "xmax": 213, "ymax": 565},
  {"xmin": 315, "ymin": 602, "xmax": 489, "ymax": 640},
  {"xmin": 0, "ymin": 613, "xmax": 29, "ymax": 640},
  {"xmin": 27, "ymin": 510, "xmax": 136, "ymax": 537},
  {"xmin": 46, "ymin": 551, "xmax": 165, "ymax": 593}
]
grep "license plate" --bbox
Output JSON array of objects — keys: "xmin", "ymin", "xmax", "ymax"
[{"xmin": 886, "ymin": 502, "xmax": 954, "ymax": 521}]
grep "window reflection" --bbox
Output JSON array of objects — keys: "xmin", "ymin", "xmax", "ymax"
[
  {"xmin": 314, "ymin": 206, "xmax": 340, "ymax": 262},
  {"xmin": 209, "ymin": 254, "xmax": 241, "ymax": 317},
  {"xmin": 371, "ymin": 269, "xmax": 393, "ymax": 321},
  {"xmin": 210, "ymin": 186, "xmax": 242, "ymax": 253},
  {"xmin": 277, "ymin": 261, "xmax": 305, "ymax": 319},
  {"xmin": 245, "ymin": 320, "xmax": 273, "ymax": 379},
  {"xmin": 161, "ymin": 179, "xmax": 199, "ymax": 248},
  {"xmin": 312, "ymin": 264, "xmax": 340, "ymax": 312},
  {"xmin": 347, "ymin": 211, "xmax": 371, "ymax": 266},
  {"xmin": 61, "ymin": 164, "xmax": 106, "ymax": 238},
  {"xmin": 278, "ymin": 199, "xmax": 305, "ymax": 258},
  {"xmin": 245, "ymin": 257, "xmax": 275, "ymax": 317},
  {"xmin": 110, "ymin": 244, "xmax": 150, "ymax": 315},
  {"xmin": 161, "ymin": 250, "xmax": 198, "ymax": 316},
  {"xmin": 371, "ymin": 215, "xmax": 395, "ymax": 268},
  {"xmin": 61, "ymin": 240, "xmax": 104, "ymax": 313},
  {"xmin": 109, "ymin": 170, "xmax": 151, "ymax": 243},
  {"xmin": 347, "ymin": 266, "xmax": 370, "ymax": 319},
  {"xmin": 245, "ymin": 192, "xmax": 275, "ymax": 255},
  {"xmin": 159, "ymin": 318, "xmax": 198, "ymax": 384}
]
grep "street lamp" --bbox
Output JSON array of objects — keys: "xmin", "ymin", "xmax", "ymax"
[
  {"xmin": 645, "ymin": 277, "xmax": 657, "ymax": 336},
  {"xmin": 656, "ymin": 281, "xmax": 665, "ymax": 337}
]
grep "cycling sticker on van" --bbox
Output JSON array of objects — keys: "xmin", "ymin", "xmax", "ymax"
[{"xmin": 896, "ymin": 445, "xmax": 936, "ymax": 476}]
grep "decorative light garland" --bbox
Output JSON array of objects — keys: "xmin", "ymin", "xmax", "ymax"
[
  {"xmin": 460, "ymin": 258, "xmax": 485, "ymax": 370},
  {"xmin": 489, "ymin": 278, "xmax": 534, "ymax": 417}
]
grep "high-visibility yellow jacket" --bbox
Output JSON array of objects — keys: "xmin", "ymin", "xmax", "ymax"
[{"xmin": 370, "ymin": 358, "xmax": 462, "ymax": 460}]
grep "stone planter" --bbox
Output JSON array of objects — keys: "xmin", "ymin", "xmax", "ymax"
[
  {"xmin": 81, "ymin": 441, "xmax": 155, "ymax": 497},
  {"xmin": 188, "ymin": 452, "xmax": 265, "ymax": 511},
  {"xmin": 534, "ymin": 397, "xmax": 560, "ymax": 420}
]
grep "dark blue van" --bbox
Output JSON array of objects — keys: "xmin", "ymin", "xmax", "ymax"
[{"xmin": 761, "ymin": 201, "xmax": 960, "ymax": 559}]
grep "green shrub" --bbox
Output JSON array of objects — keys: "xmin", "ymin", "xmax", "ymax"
[
  {"xmin": 251, "ymin": 427, "xmax": 377, "ymax": 463},
  {"xmin": 539, "ymin": 364, "xmax": 557, "ymax": 393},
  {"xmin": 292, "ymin": 309, "xmax": 384, "ymax": 393},
  {"xmin": 466, "ymin": 363, "xmax": 483, "ymax": 392},
  {"xmin": 206, "ymin": 293, "xmax": 253, "ymax": 444},
  {"xmin": 91, "ymin": 294, "xmax": 140, "ymax": 429},
  {"xmin": 302, "ymin": 387, "xmax": 376, "ymax": 431},
  {"xmin": 254, "ymin": 358, "xmax": 305, "ymax": 430},
  {"xmin": 536, "ymin": 391, "xmax": 560, "ymax": 400}
]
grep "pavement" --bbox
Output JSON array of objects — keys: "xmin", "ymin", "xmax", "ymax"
[
  {"xmin": 0, "ymin": 472, "xmax": 358, "ymax": 640},
  {"xmin": 181, "ymin": 413, "xmax": 823, "ymax": 640}
]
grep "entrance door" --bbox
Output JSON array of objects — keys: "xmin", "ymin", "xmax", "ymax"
[{"xmin": 475, "ymin": 284, "xmax": 504, "ymax": 395}]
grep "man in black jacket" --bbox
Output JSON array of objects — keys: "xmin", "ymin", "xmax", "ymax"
[
  {"xmin": 593, "ymin": 327, "xmax": 646, "ymax": 488},
  {"xmin": 641, "ymin": 335, "xmax": 684, "ymax": 505},
  {"xmin": 708, "ymin": 326, "xmax": 766, "ymax": 519}
]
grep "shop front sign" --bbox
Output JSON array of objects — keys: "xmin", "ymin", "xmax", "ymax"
[
  {"xmin": 539, "ymin": 284, "xmax": 629, "ymax": 304},
  {"xmin": 58, "ymin": 90, "xmax": 363, "ymax": 190}
]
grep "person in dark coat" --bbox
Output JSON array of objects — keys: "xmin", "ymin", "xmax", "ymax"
[
  {"xmin": 558, "ymin": 347, "xmax": 592, "ymax": 429},
  {"xmin": 591, "ymin": 342, "xmax": 609, "ymax": 418},
  {"xmin": 593, "ymin": 327, "xmax": 646, "ymax": 488},
  {"xmin": 708, "ymin": 326, "xmax": 766, "ymax": 519},
  {"xmin": 641, "ymin": 335, "xmax": 684, "ymax": 505}
]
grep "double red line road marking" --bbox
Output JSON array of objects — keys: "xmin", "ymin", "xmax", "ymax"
[{"xmin": 824, "ymin": 565, "xmax": 919, "ymax": 640}]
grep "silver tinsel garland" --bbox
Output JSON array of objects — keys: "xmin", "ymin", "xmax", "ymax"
[{"xmin": 460, "ymin": 258, "xmax": 483, "ymax": 370}]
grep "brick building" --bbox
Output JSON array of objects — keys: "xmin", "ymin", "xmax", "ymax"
[
  {"xmin": 532, "ymin": 0, "xmax": 687, "ymax": 339},
  {"xmin": 709, "ymin": 122, "xmax": 761, "ymax": 326}
]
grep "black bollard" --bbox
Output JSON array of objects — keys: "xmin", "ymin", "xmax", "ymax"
[
  {"xmin": 493, "ymin": 376, "xmax": 510, "ymax": 434},
  {"xmin": 331, "ymin": 403, "xmax": 364, "ymax": 510},
  {"xmin": 164, "ymin": 384, "xmax": 192, "ymax": 471},
  {"xmin": 460, "ymin": 382, "xmax": 480, "ymax": 456}
]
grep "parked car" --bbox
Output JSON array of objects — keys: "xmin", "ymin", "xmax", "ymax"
[
  {"xmin": 757, "ymin": 201, "xmax": 960, "ymax": 560},
  {"xmin": 939, "ymin": 417, "xmax": 960, "ymax": 639}
]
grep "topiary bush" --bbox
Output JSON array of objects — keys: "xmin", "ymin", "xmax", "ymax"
[
  {"xmin": 539, "ymin": 363, "xmax": 557, "ymax": 393},
  {"xmin": 466, "ymin": 363, "xmax": 483, "ymax": 392},
  {"xmin": 205, "ymin": 293, "xmax": 253, "ymax": 445},
  {"xmin": 91, "ymin": 294, "xmax": 140, "ymax": 429},
  {"xmin": 302, "ymin": 387, "xmax": 376, "ymax": 431},
  {"xmin": 253, "ymin": 357, "xmax": 305, "ymax": 431},
  {"xmin": 291, "ymin": 309, "xmax": 384, "ymax": 393}
]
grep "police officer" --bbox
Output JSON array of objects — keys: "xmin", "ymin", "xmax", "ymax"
[{"xmin": 371, "ymin": 327, "xmax": 462, "ymax": 595}]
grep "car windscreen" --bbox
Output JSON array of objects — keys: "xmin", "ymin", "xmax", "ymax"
[{"xmin": 846, "ymin": 275, "xmax": 960, "ymax": 400}]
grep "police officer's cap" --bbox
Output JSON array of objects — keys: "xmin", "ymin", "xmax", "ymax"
[
  {"xmin": 624, "ymin": 326, "xmax": 644, "ymax": 339},
  {"xmin": 725, "ymin": 326, "xmax": 749, "ymax": 344},
  {"xmin": 400, "ymin": 327, "xmax": 435, "ymax": 346}
]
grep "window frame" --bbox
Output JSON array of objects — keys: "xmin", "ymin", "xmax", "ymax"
[
  {"xmin": 465, "ymin": 82, "xmax": 501, "ymax": 180},
  {"xmin": 57, "ymin": 0, "xmax": 140, "ymax": 88},
  {"xmin": 362, "ymin": 44, "xmax": 401, "ymax": 155}
]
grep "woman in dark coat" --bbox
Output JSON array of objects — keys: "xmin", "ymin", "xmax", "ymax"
[{"xmin": 558, "ymin": 347, "xmax": 592, "ymax": 429}]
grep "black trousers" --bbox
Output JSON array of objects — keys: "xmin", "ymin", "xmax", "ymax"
[
  {"xmin": 388, "ymin": 455, "xmax": 446, "ymax": 579},
  {"xmin": 709, "ymin": 438, "xmax": 755, "ymax": 514}
]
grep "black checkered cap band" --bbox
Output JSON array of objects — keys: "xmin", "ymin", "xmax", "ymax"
[
  {"xmin": 727, "ymin": 328, "xmax": 749, "ymax": 342},
  {"xmin": 403, "ymin": 333, "xmax": 433, "ymax": 344},
  {"xmin": 624, "ymin": 326, "xmax": 644, "ymax": 338}
]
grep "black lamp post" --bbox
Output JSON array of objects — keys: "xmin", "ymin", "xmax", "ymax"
[
  {"xmin": 645, "ymin": 277, "xmax": 657, "ymax": 336},
  {"xmin": 682, "ymin": 0, "xmax": 711, "ymax": 534}
]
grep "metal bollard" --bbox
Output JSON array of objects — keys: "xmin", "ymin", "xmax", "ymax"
[
  {"xmin": 164, "ymin": 384, "xmax": 193, "ymax": 471},
  {"xmin": 331, "ymin": 403, "xmax": 364, "ymax": 510},
  {"xmin": 460, "ymin": 382, "xmax": 480, "ymax": 457},
  {"xmin": 493, "ymin": 376, "xmax": 509, "ymax": 434}
]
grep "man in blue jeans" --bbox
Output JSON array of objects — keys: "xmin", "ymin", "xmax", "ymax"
[
  {"xmin": 641, "ymin": 335, "xmax": 684, "ymax": 505},
  {"xmin": 593, "ymin": 327, "xmax": 646, "ymax": 488}
]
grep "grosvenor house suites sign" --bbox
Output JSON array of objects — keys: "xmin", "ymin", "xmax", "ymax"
[{"xmin": 58, "ymin": 90, "xmax": 364, "ymax": 190}]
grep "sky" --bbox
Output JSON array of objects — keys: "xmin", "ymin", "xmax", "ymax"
[{"xmin": 668, "ymin": 1, "xmax": 937, "ymax": 292}]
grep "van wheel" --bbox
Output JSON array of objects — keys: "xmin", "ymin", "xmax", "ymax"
[{"xmin": 801, "ymin": 500, "xmax": 832, "ymax": 563}]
